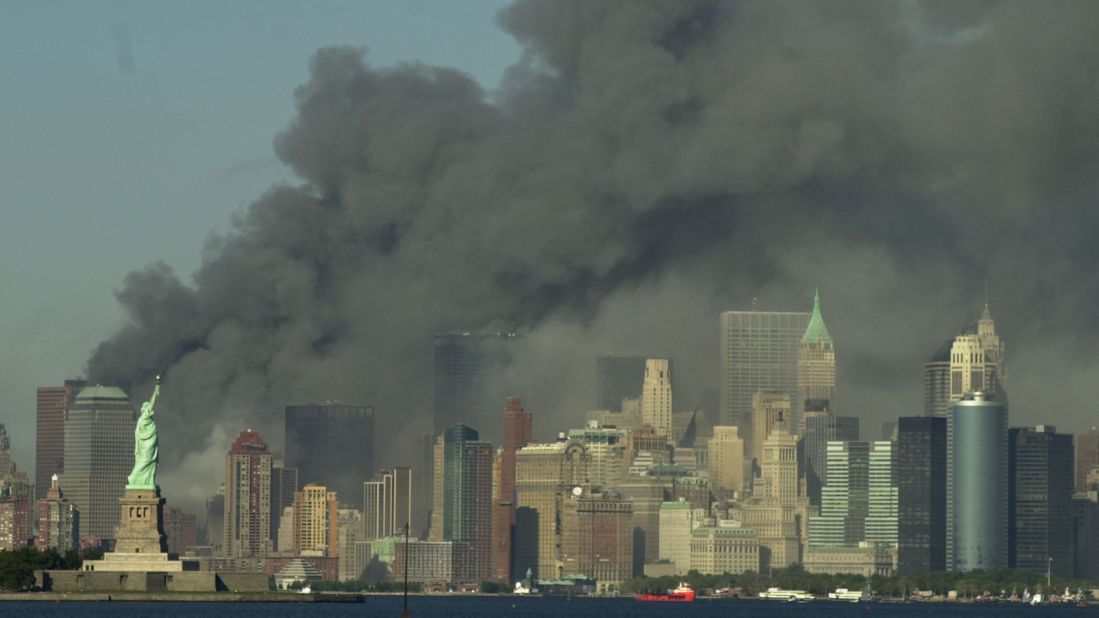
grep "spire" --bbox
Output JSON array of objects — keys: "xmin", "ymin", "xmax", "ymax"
[
  {"xmin": 981, "ymin": 277, "xmax": 992, "ymax": 322},
  {"xmin": 802, "ymin": 288, "xmax": 832, "ymax": 344}
]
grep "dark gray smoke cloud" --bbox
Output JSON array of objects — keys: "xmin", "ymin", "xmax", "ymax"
[{"xmin": 88, "ymin": 0, "xmax": 1099, "ymax": 509}]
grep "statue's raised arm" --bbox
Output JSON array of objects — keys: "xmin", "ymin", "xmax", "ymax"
[{"xmin": 127, "ymin": 375, "xmax": 161, "ymax": 489}]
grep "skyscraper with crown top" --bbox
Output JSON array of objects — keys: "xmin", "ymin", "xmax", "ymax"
[{"xmin": 796, "ymin": 290, "xmax": 836, "ymax": 433}]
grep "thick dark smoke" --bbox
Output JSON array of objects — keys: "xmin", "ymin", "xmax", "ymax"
[{"xmin": 89, "ymin": 0, "xmax": 1099, "ymax": 509}]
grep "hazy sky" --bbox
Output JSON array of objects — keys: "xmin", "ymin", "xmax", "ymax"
[{"xmin": 0, "ymin": 0, "xmax": 517, "ymax": 472}]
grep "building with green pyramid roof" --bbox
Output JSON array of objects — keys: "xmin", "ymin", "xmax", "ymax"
[{"xmin": 796, "ymin": 290, "xmax": 836, "ymax": 433}]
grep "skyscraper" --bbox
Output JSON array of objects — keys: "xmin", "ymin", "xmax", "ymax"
[
  {"xmin": 430, "ymin": 425, "xmax": 493, "ymax": 580},
  {"xmin": 809, "ymin": 441, "xmax": 870, "ymax": 547},
  {"xmin": 750, "ymin": 391, "xmax": 791, "ymax": 469},
  {"xmin": 897, "ymin": 416, "xmax": 947, "ymax": 573},
  {"xmin": 1077, "ymin": 428, "xmax": 1099, "ymax": 492},
  {"xmin": 61, "ymin": 385, "xmax": 134, "ymax": 542},
  {"xmin": 35, "ymin": 380, "xmax": 85, "ymax": 501},
  {"xmin": 595, "ymin": 355, "xmax": 647, "ymax": 412},
  {"xmin": 1008, "ymin": 425, "xmax": 1073, "ymax": 578},
  {"xmin": 514, "ymin": 440, "xmax": 590, "ymax": 579},
  {"xmin": 0, "ymin": 424, "xmax": 31, "ymax": 499},
  {"xmin": 559, "ymin": 489, "xmax": 633, "ymax": 591},
  {"xmin": 270, "ymin": 462, "xmax": 298, "ymax": 551},
  {"xmin": 284, "ymin": 402, "xmax": 375, "ymax": 504},
  {"xmin": 293, "ymin": 483, "xmax": 339, "ymax": 556},
  {"xmin": 796, "ymin": 291, "xmax": 835, "ymax": 432},
  {"xmin": 223, "ymin": 430, "xmax": 273, "ymax": 558},
  {"xmin": 493, "ymin": 397, "xmax": 533, "ymax": 582},
  {"xmin": 720, "ymin": 306, "xmax": 810, "ymax": 457},
  {"xmin": 947, "ymin": 391, "xmax": 1008, "ymax": 572},
  {"xmin": 163, "ymin": 506, "xmax": 198, "ymax": 554},
  {"xmin": 641, "ymin": 358, "xmax": 673, "ymax": 440},
  {"xmin": 363, "ymin": 467, "xmax": 413, "ymax": 540},
  {"xmin": 865, "ymin": 441, "xmax": 898, "ymax": 547},
  {"xmin": 708, "ymin": 426, "xmax": 745, "ymax": 496},
  {"xmin": 35, "ymin": 474, "xmax": 79, "ymax": 552},
  {"xmin": 925, "ymin": 303, "xmax": 1006, "ymax": 418},
  {"xmin": 803, "ymin": 412, "xmax": 860, "ymax": 506},
  {"xmin": 433, "ymin": 333, "xmax": 526, "ymax": 443}
]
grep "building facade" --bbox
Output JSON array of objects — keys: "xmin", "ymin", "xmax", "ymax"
[
  {"xmin": 1008, "ymin": 425, "xmax": 1074, "ymax": 578},
  {"xmin": 689, "ymin": 525, "xmax": 760, "ymax": 575},
  {"xmin": 751, "ymin": 391, "xmax": 791, "ymax": 469},
  {"xmin": 708, "ymin": 426, "xmax": 745, "ymax": 496},
  {"xmin": 35, "ymin": 381, "xmax": 85, "ymax": 501},
  {"xmin": 947, "ymin": 391, "xmax": 1008, "ymax": 572},
  {"xmin": 35, "ymin": 474, "xmax": 79, "ymax": 552},
  {"xmin": 795, "ymin": 291, "xmax": 835, "ymax": 432},
  {"xmin": 803, "ymin": 412, "xmax": 860, "ymax": 506},
  {"xmin": 270, "ymin": 462, "xmax": 298, "ymax": 551},
  {"xmin": 430, "ymin": 425, "xmax": 493, "ymax": 580},
  {"xmin": 657, "ymin": 500, "xmax": 696, "ymax": 574},
  {"xmin": 720, "ymin": 308, "xmax": 810, "ymax": 456},
  {"xmin": 925, "ymin": 303, "xmax": 1005, "ymax": 418},
  {"xmin": 641, "ymin": 358, "xmax": 673, "ymax": 441},
  {"xmin": 284, "ymin": 402, "xmax": 374, "ymax": 507},
  {"xmin": 1078, "ymin": 428, "xmax": 1099, "ymax": 492},
  {"xmin": 61, "ymin": 385, "xmax": 134, "ymax": 543},
  {"xmin": 493, "ymin": 397, "xmax": 534, "ymax": 582},
  {"xmin": 223, "ymin": 430, "xmax": 273, "ymax": 558},
  {"xmin": 294, "ymin": 483, "xmax": 339, "ymax": 556},
  {"xmin": 897, "ymin": 416, "xmax": 947, "ymax": 573},
  {"xmin": 559, "ymin": 489, "xmax": 633, "ymax": 591}
]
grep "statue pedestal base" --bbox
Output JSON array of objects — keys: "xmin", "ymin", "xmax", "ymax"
[{"xmin": 83, "ymin": 487, "xmax": 184, "ymax": 573}]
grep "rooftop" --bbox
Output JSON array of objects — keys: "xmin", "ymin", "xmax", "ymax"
[
  {"xmin": 74, "ymin": 385, "xmax": 129, "ymax": 401},
  {"xmin": 801, "ymin": 289, "xmax": 832, "ymax": 344}
]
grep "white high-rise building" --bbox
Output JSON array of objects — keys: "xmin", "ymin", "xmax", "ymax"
[{"xmin": 641, "ymin": 358, "xmax": 673, "ymax": 440}]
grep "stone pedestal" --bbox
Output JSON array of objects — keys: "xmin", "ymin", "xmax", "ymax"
[{"xmin": 82, "ymin": 487, "xmax": 184, "ymax": 573}]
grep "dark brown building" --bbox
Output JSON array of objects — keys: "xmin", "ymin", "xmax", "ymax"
[
  {"xmin": 35, "ymin": 380, "xmax": 85, "ymax": 500},
  {"xmin": 492, "ymin": 397, "xmax": 533, "ymax": 582}
]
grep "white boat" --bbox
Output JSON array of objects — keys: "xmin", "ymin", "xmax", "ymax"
[
  {"xmin": 514, "ymin": 581, "xmax": 532, "ymax": 595},
  {"xmin": 828, "ymin": 587, "xmax": 866, "ymax": 602},
  {"xmin": 759, "ymin": 586, "xmax": 815, "ymax": 601}
]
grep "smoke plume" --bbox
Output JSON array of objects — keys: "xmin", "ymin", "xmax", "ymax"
[{"xmin": 88, "ymin": 0, "xmax": 1099, "ymax": 509}]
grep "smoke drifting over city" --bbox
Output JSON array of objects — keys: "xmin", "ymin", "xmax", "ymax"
[{"xmin": 87, "ymin": 0, "xmax": 1099, "ymax": 508}]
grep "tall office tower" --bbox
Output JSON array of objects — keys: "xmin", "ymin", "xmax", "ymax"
[
  {"xmin": 947, "ymin": 391, "xmax": 1008, "ymax": 572},
  {"xmin": 35, "ymin": 380, "xmax": 85, "ymax": 500},
  {"xmin": 1072, "ymin": 494, "xmax": 1098, "ymax": 579},
  {"xmin": 658, "ymin": 500, "xmax": 698, "ymax": 574},
  {"xmin": 925, "ymin": 303, "xmax": 1006, "ymax": 418},
  {"xmin": 802, "ymin": 412, "xmax": 859, "ymax": 506},
  {"xmin": 595, "ymin": 355, "xmax": 647, "ymax": 411},
  {"xmin": 1078, "ymin": 428, "xmax": 1099, "ymax": 492},
  {"xmin": 293, "ymin": 483, "xmax": 339, "ymax": 556},
  {"xmin": 415, "ymin": 432, "xmax": 434, "ymax": 537},
  {"xmin": 796, "ymin": 291, "xmax": 836, "ymax": 433},
  {"xmin": 205, "ymin": 485, "xmax": 224, "ymax": 550},
  {"xmin": 1008, "ymin": 425, "xmax": 1074, "ymax": 577},
  {"xmin": 720, "ymin": 306, "xmax": 810, "ymax": 457},
  {"xmin": 809, "ymin": 441, "xmax": 870, "ymax": 547},
  {"xmin": 163, "ymin": 506, "xmax": 198, "ymax": 554},
  {"xmin": 923, "ymin": 340, "xmax": 953, "ymax": 418},
  {"xmin": 708, "ymin": 426, "xmax": 745, "ymax": 496},
  {"xmin": 35, "ymin": 474, "xmax": 79, "ymax": 551},
  {"xmin": 284, "ymin": 402, "xmax": 374, "ymax": 505},
  {"xmin": 865, "ymin": 441, "xmax": 898, "ymax": 546},
  {"xmin": 751, "ymin": 391, "xmax": 791, "ymax": 469},
  {"xmin": 641, "ymin": 358, "xmax": 673, "ymax": 441},
  {"xmin": 0, "ymin": 425, "xmax": 31, "ymax": 498},
  {"xmin": 270, "ymin": 462, "xmax": 298, "ymax": 551},
  {"xmin": 223, "ymin": 430, "xmax": 273, "ymax": 558},
  {"xmin": 618, "ymin": 475, "xmax": 669, "ymax": 576},
  {"xmin": 336, "ymin": 508, "xmax": 364, "ymax": 581},
  {"xmin": 559, "ymin": 489, "xmax": 633, "ymax": 591},
  {"xmin": 496, "ymin": 401, "xmax": 542, "ymax": 582},
  {"xmin": 433, "ymin": 333, "xmax": 527, "ymax": 443},
  {"xmin": 513, "ymin": 440, "xmax": 590, "ymax": 579},
  {"xmin": 740, "ymin": 412, "xmax": 813, "ymax": 570},
  {"xmin": 363, "ymin": 467, "xmax": 413, "ymax": 540},
  {"xmin": 896, "ymin": 416, "xmax": 947, "ymax": 572},
  {"xmin": 429, "ymin": 425, "xmax": 493, "ymax": 580},
  {"xmin": 61, "ymin": 385, "xmax": 134, "ymax": 542}
]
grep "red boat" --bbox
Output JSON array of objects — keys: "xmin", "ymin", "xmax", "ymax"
[{"xmin": 635, "ymin": 583, "xmax": 697, "ymax": 602}]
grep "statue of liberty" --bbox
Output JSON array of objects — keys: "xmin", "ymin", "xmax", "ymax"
[{"xmin": 127, "ymin": 375, "xmax": 160, "ymax": 489}]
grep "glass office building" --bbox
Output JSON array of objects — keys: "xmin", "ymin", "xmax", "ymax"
[{"xmin": 947, "ymin": 391, "xmax": 1008, "ymax": 572}]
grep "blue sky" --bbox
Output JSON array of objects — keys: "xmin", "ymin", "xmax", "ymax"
[{"xmin": 0, "ymin": 0, "xmax": 519, "ymax": 472}]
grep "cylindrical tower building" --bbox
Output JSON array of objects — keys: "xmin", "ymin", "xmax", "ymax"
[{"xmin": 947, "ymin": 391, "xmax": 1008, "ymax": 572}]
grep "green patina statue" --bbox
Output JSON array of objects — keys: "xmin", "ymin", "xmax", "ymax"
[{"xmin": 126, "ymin": 375, "xmax": 160, "ymax": 489}]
